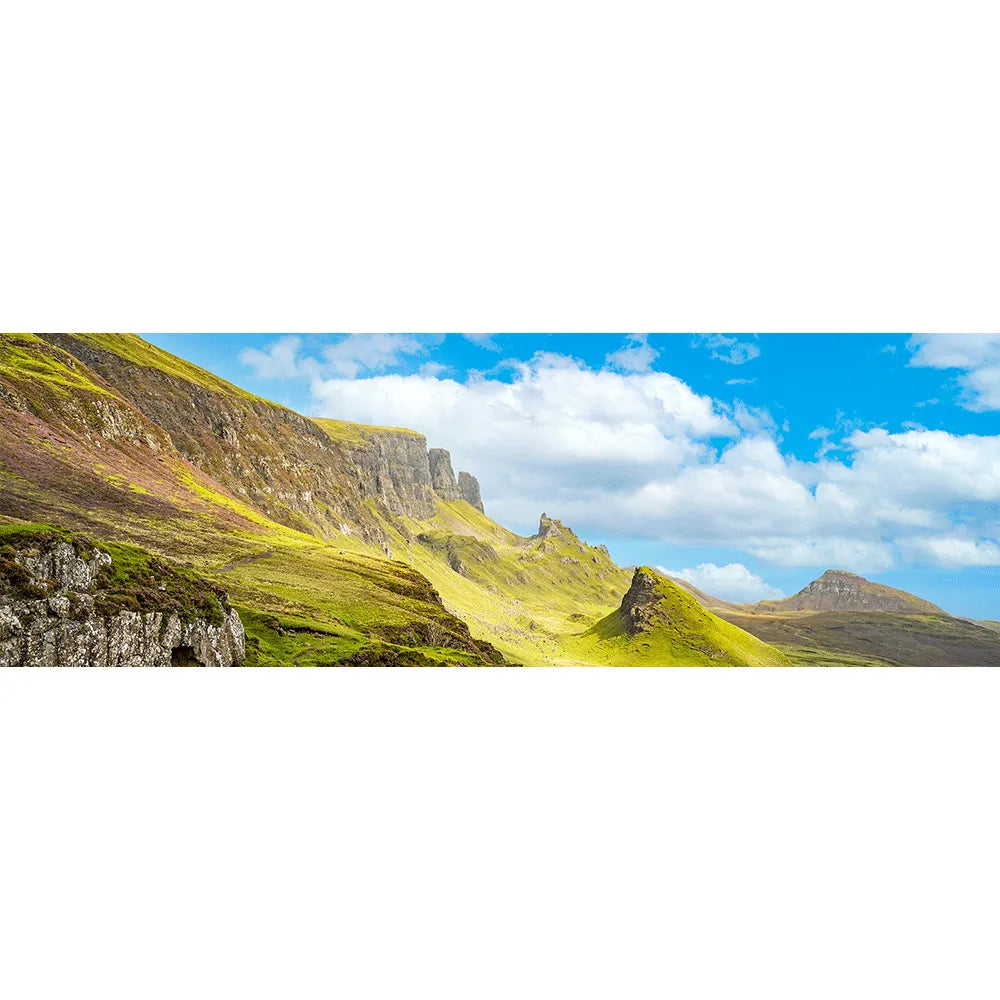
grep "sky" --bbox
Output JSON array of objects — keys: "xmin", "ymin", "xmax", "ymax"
[{"xmin": 144, "ymin": 333, "xmax": 1000, "ymax": 619}]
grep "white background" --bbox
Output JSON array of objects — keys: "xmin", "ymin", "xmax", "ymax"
[{"xmin": 2, "ymin": 2, "xmax": 1000, "ymax": 998}]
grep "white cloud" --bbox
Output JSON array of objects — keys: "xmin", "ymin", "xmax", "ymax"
[
  {"xmin": 239, "ymin": 336, "xmax": 309, "ymax": 379},
  {"xmin": 907, "ymin": 334, "xmax": 1000, "ymax": 410},
  {"xmin": 901, "ymin": 536, "xmax": 1000, "ymax": 568},
  {"xmin": 605, "ymin": 334, "xmax": 659, "ymax": 373},
  {"xmin": 461, "ymin": 334, "xmax": 501, "ymax": 351},
  {"xmin": 694, "ymin": 334, "xmax": 761, "ymax": 365},
  {"xmin": 321, "ymin": 334, "xmax": 432, "ymax": 378},
  {"xmin": 239, "ymin": 334, "xmax": 435, "ymax": 381},
  {"xmin": 418, "ymin": 361, "xmax": 451, "ymax": 378},
  {"xmin": 656, "ymin": 562, "xmax": 784, "ymax": 603},
  {"xmin": 726, "ymin": 377, "xmax": 756, "ymax": 386},
  {"xmin": 881, "ymin": 343, "xmax": 897, "ymax": 354}
]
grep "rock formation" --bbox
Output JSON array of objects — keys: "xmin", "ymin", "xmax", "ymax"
[
  {"xmin": 457, "ymin": 471, "xmax": 484, "ymax": 513},
  {"xmin": 618, "ymin": 567, "xmax": 670, "ymax": 635},
  {"xmin": 0, "ymin": 537, "xmax": 245, "ymax": 667},
  {"xmin": 428, "ymin": 448, "xmax": 461, "ymax": 501},
  {"xmin": 535, "ymin": 513, "xmax": 565, "ymax": 539}
]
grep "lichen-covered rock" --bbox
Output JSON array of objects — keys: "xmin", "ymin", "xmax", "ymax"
[
  {"xmin": 0, "ymin": 538, "xmax": 245, "ymax": 667},
  {"xmin": 428, "ymin": 448, "xmax": 461, "ymax": 501},
  {"xmin": 457, "ymin": 471, "xmax": 484, "ymax": 513}
]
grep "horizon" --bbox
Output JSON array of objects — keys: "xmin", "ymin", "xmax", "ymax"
[{"xmin": 143, "ymin": 333, "xmax": 1000, "ymax": 620}]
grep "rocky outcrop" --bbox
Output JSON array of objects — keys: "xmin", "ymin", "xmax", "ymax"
[
  {"xmin": 618, "ymin": 567, "xmax": 670, "ymax": 635},
  {"xmin": 457, "ymin": 471, "xmax": 484, "ymax": 513},
  {"xmin": 0, "ymin": 537, "xmax": 245, "ymax": 667},
  {"xmin": 758, "ymin": 569, "xmax": 946, "ymax": 615},
  {"xmin": 428, "ymin": 448, "xmax": 461, "ymax": 501},
  {"xmin": 535, "ymin": 513, "xmax": 565, "ymax": 539}
]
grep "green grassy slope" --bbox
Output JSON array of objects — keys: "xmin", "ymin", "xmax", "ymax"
[{"xmin": 0, "ymin": 335, "xmax": 503, "ymax": 666}]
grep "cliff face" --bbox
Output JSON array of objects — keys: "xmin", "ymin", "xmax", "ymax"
[
  {"xmin": 428, "ymin": 448, "xmax": 461, "ymax": 501},
  {"xmin": 457, "ymin": 471, "xmax": 484, "ymax": 513},
  {"xmin": 0, "ymin": 535, "xmax": 245, "ymax": 667},
  {"xmin": 345, "ymin": 429, "xmax": 439, "ymax": 519},
  {"xmin": 37, "ymin": 336, "xmax": 491, "ymax": 533},
  {"xmin": 40, "ymin": 333, "xmax": 393, "ymax": 544}
]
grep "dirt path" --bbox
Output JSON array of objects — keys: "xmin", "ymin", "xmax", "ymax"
[{"xmin": 218, "ymin": 548, "xmax": 278, "ymax": 573}]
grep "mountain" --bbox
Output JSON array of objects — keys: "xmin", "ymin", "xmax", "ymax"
[
  {"xmin": 750, "ymin": 569, "xmax": 946, "ymax": 615},
  {"xmin": 561, "ymin": 567, "xmax": 789, "ymax": 666}
]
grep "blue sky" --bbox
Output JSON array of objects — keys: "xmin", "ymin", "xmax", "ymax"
[{"xmin": 144, "ymin": 333, "xmax": 1000, "ymax": 619}]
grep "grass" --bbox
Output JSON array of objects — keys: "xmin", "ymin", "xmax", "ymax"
[
  {"xmin": 717, "ymin": 609, "xmax": 1000, "ymax": 667},
  {"xmin": 58, "ymin": 334, "xmax": 260, "ymax": 401},
  {"xmin": 312, "ymin": 417, "xmax": 426, "ymax": 447}
]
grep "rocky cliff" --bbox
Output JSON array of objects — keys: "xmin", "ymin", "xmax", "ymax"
[
  {"xmin": 428, "ymin": 448, "xmax": 461, "ymax": 501},
  {"xmin": 457, "ymin": 471, "xmax": 484, "ymax": 513},
  {"xmin": 35, "ymin": 336, "xmax": 489, "ymax": 532},
  {"xmin": 0, "ymin": 532, "xmax": 245, "ymax": 667}
]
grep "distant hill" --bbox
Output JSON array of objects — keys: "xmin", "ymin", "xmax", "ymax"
[{"xmin": 750, "ymin": 569, "xmax": 947, "ymax": 615}]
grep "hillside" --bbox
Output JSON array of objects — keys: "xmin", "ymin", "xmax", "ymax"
[
  {"xmin": 0, "ymin": 334, "xmax": 504, "ymax": 666},
  {"xmin": 561, "ymin": 568, "xmax": 789, "ymax": 666},
  {"xmin": 715, "ymin": 608, "xmax": 1000, "ymax": 667},
  {"xmin": 671, "ymin": 566, "xmax": 1000, "ymax": 666}
]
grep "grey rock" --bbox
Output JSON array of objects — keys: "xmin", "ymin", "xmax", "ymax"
[
  {"xmin": 1, "ymin": 540, "xmax": 245, "ymax": 668},
  {"xmin": 457, "ymin": 471, "xmax": 484, "ymax": 513},
  {"xmin": 428, "ymin": 448, "xmax": 460, "ymax": 501}
]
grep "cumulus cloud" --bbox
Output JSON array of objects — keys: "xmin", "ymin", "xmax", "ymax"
[
  {"xmin": 656, "ymin": 562, "xmax": 784, "ymax": 603},
  {"xmin": 900, "ymin": 536, "xmax": 1000, "ymax": 568},
  {"xmin": 240, "ymin": 336, "xmax": 310, "ymax": 379},
  {"xmin": 605, "ymin": 334, "xmax": 660, "ymax": 373},
  {"xmin": 693, "ymin": 334, "xmax": 761, "ymax": 365},
  {"xmin": 239, "ymin": 334, "xmax": 436, "ymax": 381},
  {"xmin": 907, "ymin": 334, "xmax": 1000, "ymax": 410}
]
